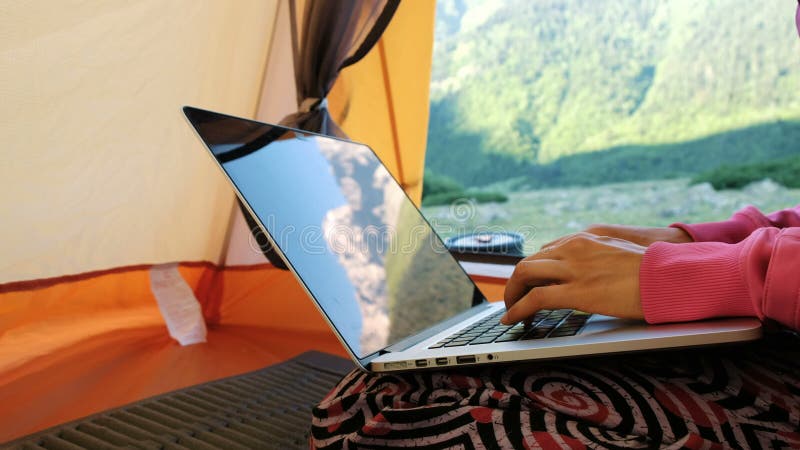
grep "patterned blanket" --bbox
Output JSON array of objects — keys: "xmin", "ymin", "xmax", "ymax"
[{"xmin": 311, "ymin": 330, "xmax": 800, "ymax": 449}]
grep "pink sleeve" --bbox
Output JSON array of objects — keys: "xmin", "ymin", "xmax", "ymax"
[
  {"xmin": 640, "ymin": 227, "xmax": 800, "ymax": 331},
  {"xmin": 670, "ymin": 205, "xmax": 800, "ymax": 243}
]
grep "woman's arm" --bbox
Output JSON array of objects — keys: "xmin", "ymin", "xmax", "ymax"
[
  {"xmin": 581, "ymin": 205, "xmax": 800, "ymax": 246},
  {"xmin": 671, "ymin": 205, "xmax": 800, "ymax": 244},
  {"xmin": 641, "ymin": 227, "xmax": 800, "ymax": 330},
  {"xmin": 503, "ymin": 224, "xmax": 800, "ymax": 332}
]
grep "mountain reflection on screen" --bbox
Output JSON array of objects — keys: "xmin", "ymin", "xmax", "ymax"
[{"xmin": 212, "ymin": 123, "xmax": 477, "ymax": 358}]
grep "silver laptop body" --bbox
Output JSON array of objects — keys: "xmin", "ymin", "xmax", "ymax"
[{"xmin": 183, "ymin": 106, "xmax": 762, "ymax": 373}]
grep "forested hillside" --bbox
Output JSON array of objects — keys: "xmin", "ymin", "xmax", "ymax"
[{"xmin": 426, "ymin": 0, "xmax": 800, "ymax": 188}]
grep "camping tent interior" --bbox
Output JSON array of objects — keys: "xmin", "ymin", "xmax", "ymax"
[{"xmin": 0, "ymin": 0, "xmax": 508, "ymax": 442}]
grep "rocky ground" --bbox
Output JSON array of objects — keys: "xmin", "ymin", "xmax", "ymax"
[{"xmin": 422, "ymin": 178, "xmax": 800, "ymax": 254}]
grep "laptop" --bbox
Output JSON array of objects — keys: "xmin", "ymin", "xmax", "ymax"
[{"xmin": 183, "ymin": 106, "xmax": 762, "ymax": 373}]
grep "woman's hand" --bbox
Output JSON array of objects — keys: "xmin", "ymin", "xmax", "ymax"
[
  {"xmin": 544, "ymin": 224, "xmax": 692, "ymax": 248},
  {"xmin": 502, "ymin": 232, "xmax": 646, "ymax": 325}
]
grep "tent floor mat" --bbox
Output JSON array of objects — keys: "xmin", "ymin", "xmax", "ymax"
[{"xmin": 2, "ymin": 351, "xmax": 355, "ymax": 450}]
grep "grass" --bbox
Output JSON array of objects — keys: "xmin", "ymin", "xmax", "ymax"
[
  {"xmin": 691, "ymin": 154, "xmax": 800, "ymax": 190},
  {"xmin": 422, "ymin": 171, "xmax": 508, "ymax": 206}
]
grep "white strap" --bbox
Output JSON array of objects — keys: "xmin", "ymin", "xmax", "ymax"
[{"xmin": 149, "ymin": 263, "xmax": 208, "ymax": 346}]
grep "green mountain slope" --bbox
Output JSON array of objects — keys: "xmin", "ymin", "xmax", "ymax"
[{"xmin": 426, "ymin": 0, "xmax": 800, "ymax": 187}]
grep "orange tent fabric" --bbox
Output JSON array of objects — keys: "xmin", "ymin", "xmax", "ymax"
[
  {"xmin": 0, "ymin": 263, "xmax": 344, "ymax": 440},
  {"xmin": 0, "ymin": 263, "xmax": 505, "ymax": 441}
]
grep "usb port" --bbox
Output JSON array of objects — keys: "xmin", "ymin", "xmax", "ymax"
[
  {"xmin": 415, "ymin": 359, "xmax": 428, "ymax": 368},
  {"xmin": 435, "ymin": 357, "xmax": 449, "ymax": 366},
  {"xmin": 456, "ymin": 355, "xmax": 477, "ymax": 365}
]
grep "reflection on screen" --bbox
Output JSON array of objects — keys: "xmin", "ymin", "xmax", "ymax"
[{"xmin": 202, "ymin": 118, "xmax": 477, "ymax": 358}]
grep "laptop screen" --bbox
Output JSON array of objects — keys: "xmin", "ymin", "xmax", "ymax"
[{"xmin": 186, "ymin": 108, "xmax": 481, "ymax": 358}]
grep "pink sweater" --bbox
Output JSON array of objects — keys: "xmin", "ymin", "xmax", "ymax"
[{"xmin": 640, "ymin": 205, "xmax": 800, "ymax": 331}]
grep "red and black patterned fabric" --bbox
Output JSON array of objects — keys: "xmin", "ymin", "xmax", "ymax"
[{"xmin": 311, "ymin": 331, "xmax": 800, "ymax": 449}]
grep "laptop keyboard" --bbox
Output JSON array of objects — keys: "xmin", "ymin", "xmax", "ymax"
[{"xmin": 428, "ymin": 309, "xmax": 591, "ymax": 349}]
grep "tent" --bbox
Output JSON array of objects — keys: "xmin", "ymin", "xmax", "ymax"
[{"xmin": 0, "ymin": 0, "xmax": 508, "ymax": 442}]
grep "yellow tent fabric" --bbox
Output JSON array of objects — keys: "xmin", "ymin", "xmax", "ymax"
[
  {"xmin": 328, "ymin": 0, "xmax": 436, "ymax": 204},
  {"xmin": 0, "ymin": 0, "xmax": 502, "ymax": 443},
  {"xmin": 223, "ymin": 0, "xmax": 435, "ymax": 265}
]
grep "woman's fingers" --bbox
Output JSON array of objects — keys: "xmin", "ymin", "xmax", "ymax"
[
  {"xmin": 538, "ymin": 231, "xmax": 595, "ymax": 253},
  {"xmin": 501, "ymin": 285, "xmax": 568, "ymax": 325},
  {"xmin": 504, "ymin": 259, "xmax": 571, "ymax": 310},
  {"xmin": 540, "ymin": 225, "xmax": 680, "ymax": 250},
  {"xmin": 584, "ymin": 224, "xmax": 693, "ymax": 246},
  {"xmin": 502, "ymin": 232, "xmax": 647, "ymax": 325}
]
